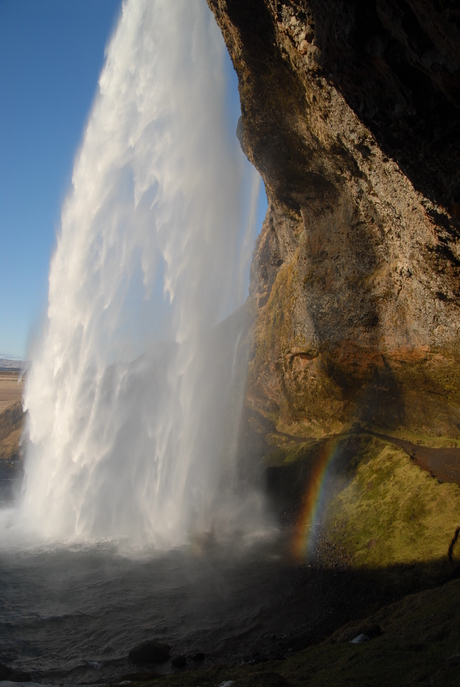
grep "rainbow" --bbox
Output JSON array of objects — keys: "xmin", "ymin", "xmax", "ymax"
[{"xmin": 291, "ymin": 438, "xmax": 343, "ymax": 561}]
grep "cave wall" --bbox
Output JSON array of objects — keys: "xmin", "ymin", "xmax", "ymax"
[{"xmin": 207, "ymin": 0, "xmax": 460, "ymax": 447}]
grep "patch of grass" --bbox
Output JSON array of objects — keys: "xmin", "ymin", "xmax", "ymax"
[
  {"xmin": 372, "ymin": 427, "xmax": 460, "ymax": 449},
  {"xmin": 0, "ymin": 401, "xmax": 24, "ymax": 460},
  {"xmin": 324, "ymin": 437, "xmax": 460, "ymax": 567}
]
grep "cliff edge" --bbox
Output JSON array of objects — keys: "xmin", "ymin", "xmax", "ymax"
[{"xmin": 207, "ymin": 0, "xmax": 460, "ymax": 446}]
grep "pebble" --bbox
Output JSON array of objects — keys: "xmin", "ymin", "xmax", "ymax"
[{"xmin": 350, "ymin": 633, "xmax": 370, "ymax": 644}]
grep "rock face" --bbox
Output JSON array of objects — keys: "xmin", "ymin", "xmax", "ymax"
[
  {"xmin": 0, "ymin": 662, "xmax": 31, "ymax": 682},
  {"xmin": 207, "ymin": 0, "xmax": 460, "ymax": 447}
]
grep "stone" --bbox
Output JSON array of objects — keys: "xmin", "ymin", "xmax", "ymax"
[
  {"xmin": 128, "ymin": 640, "xmax": 171, "ymax": 665},
  {"xmin": 191, "ymin": 651, "xmax": 205, "ymax": 661},
  {"xmin": 171, "ymin": 655, "xmax": 186, "ymax": 668},
  {"xmin": 0, "ymin": 662, "xmax": 31, "ymax": 682},
  {"xmin": 299, "ymin": 40, "xmax": 309, "ymax": 54}
]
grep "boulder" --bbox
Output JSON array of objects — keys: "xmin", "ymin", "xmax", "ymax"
[
  {"xmin": 128, "ymin": 640, "xmax": 171, "ymax": 665},
  {"xmin": 0, "ymin": 662, "xmax": 31, "ymax": 682},
  {"xmin": 171, "ymin": 655, "xmax": 186, "ymax": 668},
  {"xmin": 191, "ymin": 651, "xmax": 205, "ymax": 662}
]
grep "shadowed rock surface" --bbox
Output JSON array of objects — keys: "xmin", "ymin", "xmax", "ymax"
[
  {"xmin": 129, "ymin": 641, "xmax": 171, "ymax": 665},
  {"xmin": 0, "ymin": 662, "xmax": 31, "ymax": 682}
]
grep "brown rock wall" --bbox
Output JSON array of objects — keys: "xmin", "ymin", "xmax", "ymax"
[{"xmin": 207, "ymin": 0, "xmax": 460, "ymax": 447}]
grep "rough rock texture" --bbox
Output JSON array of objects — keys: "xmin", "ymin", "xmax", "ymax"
[{"xmin": 207, "ymin": 0, "xmax": 460, "ymax": 448}]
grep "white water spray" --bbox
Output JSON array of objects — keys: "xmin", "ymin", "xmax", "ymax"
[{"xmin": 15, "ymin": 0, "xmax": 262, "ymax": 547}]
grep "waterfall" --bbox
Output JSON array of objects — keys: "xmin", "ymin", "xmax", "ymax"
[{"xmin": 16, "ymin": 0, "xmax": 261, "ymax": 548}]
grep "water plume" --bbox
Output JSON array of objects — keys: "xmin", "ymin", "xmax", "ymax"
[{"xmin": 17, "ymin": 0, "xmax": 262, "ymax": 548}]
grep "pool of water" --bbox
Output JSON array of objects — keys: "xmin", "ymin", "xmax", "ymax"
[{"xmin": 0, "ymin": 529, "xmax": 345, "ymax": 684}]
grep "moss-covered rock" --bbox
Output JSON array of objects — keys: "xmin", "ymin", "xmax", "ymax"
[{"xmin": 323, "ymin": 436, "xmax": 460, "ymax": 568}]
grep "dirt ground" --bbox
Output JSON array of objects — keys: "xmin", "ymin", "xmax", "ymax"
[{"xmin": 0, "ymin": 370, "xmax": 24, "ymax": 413}]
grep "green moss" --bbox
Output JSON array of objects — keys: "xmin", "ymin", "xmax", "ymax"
[
  {"xmin": 252, "ymin": 260, "xmax": 300, "ymax": 370},
  {"xmin": 265, "ymin": 441, "xmax": 315, "ymax": 466},
  {"xmin": 370, "ymin": 428, "xmax": 460, "ymax": 449},
  {"xmin": 324, "ymin": 438, "xmax": 460, "ymax": 567}
]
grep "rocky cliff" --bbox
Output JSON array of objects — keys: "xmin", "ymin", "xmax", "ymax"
[
  {"xmin": 207, "ymin": 0, "xmax": 460, "ymax": 446},
  {"xmin": 207, "ymin": 0, "xmax": 460, "ymax": 569}
]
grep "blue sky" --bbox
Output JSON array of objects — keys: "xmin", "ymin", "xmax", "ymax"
[{"xmin": 0, "ymin": 0, "xmax": 266, "ymax": 360}]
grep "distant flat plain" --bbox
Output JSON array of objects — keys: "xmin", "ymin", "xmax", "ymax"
[{"xmin": 0, "ymin": 369, "xmax": 24, "ymax": 413}]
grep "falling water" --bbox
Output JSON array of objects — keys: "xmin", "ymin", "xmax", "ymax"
[{"xmin": 14, "ymin": 0, "xmax": 262, "ymax": 548}]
